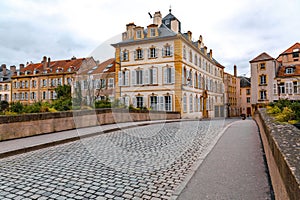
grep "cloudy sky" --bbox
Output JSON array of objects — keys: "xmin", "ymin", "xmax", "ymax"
[{"xmin": 0, "ymin": 0, "xmax": 299, "ymax": 76}]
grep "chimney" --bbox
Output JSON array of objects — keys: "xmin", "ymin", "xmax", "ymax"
[
  {"xmin": 42, "ymin": 56, "xmax": 47, "ymax": 70},
  {"xmin": 187, "ymin": 31, "xmax": 192, "ymax": 41},
  {"xmin": 209, "ymin": 49, "xmax": 213, "ymax": 59},
  {"xmin": 234, "ymin": 65, "xmax": 237, "ymax": 77},
  {"xmin": 198, "ymin": 35, "xmax": 203, "ymax": 48},
  {"xmin": 19, "ymin": 64, "xmax": 25, "ymax": 71},
  {"xmin": 153, "ymin": 11, "xmax": 162, "ymax": 26},
  {"xmin": 126, "ymin": 23, "xmax": 136, "ymax": 39},
  {"xmin": 47, "ymin": 57, "xmax": 51, "ymax": 68},
  {"xmin": 10, "ymin": 65, "xmax": 16, "ymax": 75},
  {"xmin": 204, "ymin": 46, "xmax": 207, "ymax": 55},
  {"xmin": 1, "ymin": 64, "xmax": 6, "ymax": 76}
]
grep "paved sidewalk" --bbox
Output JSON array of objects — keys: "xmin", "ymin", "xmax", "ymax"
[
  {"xmin": 0, "ymin": 119, "xmax": 181, "ymax": 158},
  {"xmin": 177, "ymin": 119, "xmax": 273, "ymax": 200}
]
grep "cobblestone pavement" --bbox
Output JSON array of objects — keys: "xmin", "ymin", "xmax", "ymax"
[{"xmin": 0, "ymin": 119, "xmax": 238, "ymax": 200}]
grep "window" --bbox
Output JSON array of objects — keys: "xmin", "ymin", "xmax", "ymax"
[
  {"xmin": 149, "ymin": 68, "xmax": 157, "ymax": 84},
  {"xmin": 164, "ymin": 67, "xmax": 175, "ymax": 84},
  {"xmin": 136, "ymin": 30, "xmax": 142, "ymax": 39},
  {"xmin": 4, "ymin": 84, "xmax": 8, "ymax": 90},
  {"xmin": 293, "ymin": 49, "xmax": 299, "ymax": 58},
  {"xmin": 31, "ymin": 92, "xmax": 36, "ymax": 100},
  {"xmin": 118, "ymin": 70, "xmax": 129, "ymax": 86},
  {"xmin": 100, "ymin": 79, "xmax": 106, "ymax": 88},
  {"xmin": 285, "ymin": 68, "xmax": 294, "ymax": 74},
  {"xmin": 260, "ymin": 75, "xmax": 266, "ymax": 85},
  {"xmin": 43, "ymin": 91, "xmax": 47, "ymax": 100},
  {"xmin": 135, "ymin": 70, "xmax": 143, "ymax": 85},
  {"xmin": 150, "ymin": 96, "xmax": 158, "ymax": 111},
  {"xmin": 43, "ymin": 79, "xmax": 47, "ymax": 87},
  {"xmin": 260, "ymin": 90, "xmax": 267, "ymax": 100},
  {"xmin": 150, "ymin": 28, "xmax": 156, "ymax": 37},
  {"xmin": 273, "ymin": 84, "xmax": 277, "ymax": 94},
  {"xmin": 165, "ymin": 95, "xmax": 172, "ymax": 111},
  {"xmin": 121, "ymin": 50, "xmax": 129, "ymax": 61},
  {"xmin": 285, "ymin": 82, "xmax": 293, "ymax": 94},
  {"xmin": 246, "ymin": 89, "xmax": 250, "ymax": 95},
  {"xmin": 67, "ymin": 78, "xmax": 72, "ymax": 85},
  {"xmin": 136, "ymin": 96, "xmax": 143, "ymax": 108},
  {"xmin": 25, "ymin": 92, "xmax": 28, "ymax": 100},
  {"xmin": 294, "ymin": 82, "xmax": 298, "ymax": 94},
  {"xmin": 108, "ymin": 78, "xmax": 114, "ymax": 88},
  {"xmin": 247, "ymin": 97, "xmax": 250, "ymax": 103},
  {"xmin": 279, "ymin": 83, "xmax": 285, "ymax": 94},
  {"xmin": 189, "ymin": 50, "xmax": 193, "ymax": 62},
  {"xmin": 260, "ymin": 63, "xmax": 266, "ymax": 69},
  {"xmin": 189, "ymin": 95, "xmax": 193, "ymax": 113},
  {"xmin": 183, "ymin": 95, "xmax": 187, "ymax": 112},
  {"xmin": 148, "ymin": 47, "xmax": 157, "ymax": 58},
  {"xmin": 134, "ymin": 49, "xmax": 143, "ymax": 60},
  {"xmin": 162, "ymin": 45, "xmax": 172, "ymax": 57},
  {"xmin": 194, "ymin": 54, "xmax": 198, "ymax": 65},
  {"xmin": 32, "ymin": 80, "xmax": 37, "ymax": 88}
]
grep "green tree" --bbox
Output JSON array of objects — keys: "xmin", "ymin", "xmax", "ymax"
[
  {"xmin": 0, "ymin": 100, "xmax": 9, "ymax": 112},
  {"xmin": 51, "ymin": 85, "xmax": 72, "ymax": 111}
]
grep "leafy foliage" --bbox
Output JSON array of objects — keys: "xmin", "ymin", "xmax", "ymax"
[{"xmin": 267, "ymin": 99, "xmax": 300, "ymax": 124}]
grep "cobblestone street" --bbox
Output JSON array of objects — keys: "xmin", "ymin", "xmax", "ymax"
[{"xmin": 0, "ymin": 119, "xmax": 237, "ymax": 200}]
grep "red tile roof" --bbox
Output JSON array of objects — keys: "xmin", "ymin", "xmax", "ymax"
[
  {"xmin": 277, "ymin": 64, "xmax": 300, "ymax": 78},
  {"xmin": 250, "ymin": 52, "xmax": 274, "ymax": 63},
  {"xmin": 21, "ymin": 57, "xmax": 89, "ymax": 74},
  {"xmin": 277, "ymin": 42, "xmax": 300, "ymax": 62},
  {"xmin": 79, "ymin": 58, "xmax": 115, "ymax": 75}
]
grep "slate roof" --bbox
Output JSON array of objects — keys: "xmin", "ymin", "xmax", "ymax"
[
  {"xmin": 239, "ymin": 76, "xmax": 251, "ymax": 87},
  {"xmin": 80, "ymin": 58, "xmax": 115, "ymax": 75}
]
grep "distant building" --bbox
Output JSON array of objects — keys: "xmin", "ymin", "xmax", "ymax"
[
  {"xmin": 0, "ymin": 64, "xmax": 15, "ymax": 103},
  {"xmin": 11, "ymin": 56, "xmax": 97, "ymax": 104},
  {"xmin": 250, "ymin": 42, "xmax": 300, "ymax": 111},
  {"xmin": 76, "ymin": 58, "xmax": 116, "ymax": 104},
  {"xmin": 112, "ymin": 10, "xmax": 225, "ymax": 118},
  {"xmin": 224, "ymin": 65, "xmax": 240, "ymax": 117},
  {"xmin": 239, "ymin": 76, "xmax": 251, "ymax": 116}
]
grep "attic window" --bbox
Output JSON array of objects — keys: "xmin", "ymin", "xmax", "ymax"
[
  {"xmin": 165, "ymin": 19, "xmax": 170, "ymax": 25},
  {"xmin": 68, "ymin": 68, "xmax": 72, "ymax": 72},
  {"xmin": 150, "ymin": 28, "xmax": 156, "ymax": 37},
  {"xmin": 88, "ymin": 70, "xmax": 93, "ymax": 74},
  {"xmin": 106, "ymin": 64, "xmax": 113, "ymax": 68},
  {"xmin": 136, "ymin": 30, "xmax": 142, "ymax": 39},
  {"xmin": 285, "ymin": 67, "xmax": 295, "ymax": 74},
  {"xmin": 293, "ymin": 49, "xmax": 299, "ymax": 58}
]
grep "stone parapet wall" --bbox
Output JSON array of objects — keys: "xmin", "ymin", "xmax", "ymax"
[
  {"xmin": 255, "ymin": 108, "xmax": 300, "ymax": 200},
  {"xmin": 0, "ymin": 109, "xmax": 180, "ymax": 141}
]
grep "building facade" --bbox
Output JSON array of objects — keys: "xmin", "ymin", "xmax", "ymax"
[
  {"xmin": 11, "ymin": 56, "xmax": 97, "ymax": 104},
  {"xmin": 224, "ymin": 65, "xmax": 240, "ymax": 117},
  {"xmin": 250, "ymin": 43, "xmax": 300, "ymax": 111},
  {"xmin": 76, "ymin": 58, "xmax": 116, "ymax": 105},
  {"xmin": 112, "ymin": 10, "xmax": 225, "ymax": 118},
  {"xmin": 239, "ymin": 76, "xmax": 251, "ymax": 116},
  {"xmin": 0, "ymin": 64, "xmax": 15, "ymax": 103}
]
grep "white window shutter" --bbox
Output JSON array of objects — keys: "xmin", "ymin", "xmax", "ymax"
[
  {"xmin": 133, "ymin": 97, "xmax": 137, "ymax": 107},
  {"xmin": 134, "ymin": 51, "xmax": 137, "ymax": 60},
  {"xmin": 162, "ymin": 47, "xmax": 164, "ymax": 56},
  {"xmin": 147, "ymin": 48, "xmax": 150, "ymax": 58},
  {"xmin": 143, "ymin": 96, "xmax": 146, "ymax": 107},
  {"xmin": 159, "ymin": 96, "xmax": 164, "ymax": 111},
  {"xmin": 171, "ymin": 68, "xmax": 175, "ymax": 83},
  {"xmin": 153, "ymin": 68, "xmax": 157, "ymax": 84},
  {"xmin": 120, "ymin": 51, "xmax": 124, "ymax": 61},
  {"xmin": 169, "ymin": 95, "xmax": 172, "ymax": 111},
  {"xmin": 155, "ymin": 48, "xmax": 158, "ymax": 58},
  {"xmin": 141, "ymin": 49, "xmax": 144, "ymax": 59},
  {"xmin": 118, "ymin": 72, "xmax": 122, "ymax": 86},
  {"xmin": 164, "ymin": 68, "xmax": 167, "ymax": 84},
  {"xmin": 140, "ymin": 70, "xmax": 143, "ymax": 84},
  {"xmin": 182, "ymin": 66, "xmax": 185, "ymax": 84},
  {"xmin": 125, "ymin": 71, "xmax": 129, "ymax": 86},
  {"xmin": 125, "ymin": 96, "xmax": 129, "ymax": 107},
  {"xmin": 131, "ymin": 70, "xmax": 136, "ymax": 85},
  {"xmin": 144, "ymin": 69, "xmax": 149, "ymax": 84}
]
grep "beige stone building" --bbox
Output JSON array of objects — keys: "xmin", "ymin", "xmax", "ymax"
[
  {"xmin": 224, "ymin": 65, "xmax": 240, "ymax": 117},
  {"xmin": 11, "ymin": 56, "xmax": 97, "ymax": 104},
  {"xmin": 0, "ymin": 64, "xmax": 15, "ymax": 103},
  {"xmin": 250, "ymin": 42, "xmax": 300, "ymax": 111},
  {"xmin": 112, "ymin": 10, "xmax": 225, "ymax": 118},
  {"xmin": 239, "ymin": 76, "xmax": 251, "ymax": 116}
]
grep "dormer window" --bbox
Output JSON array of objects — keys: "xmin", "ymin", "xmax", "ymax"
[
  {"xmin": 33, "ymin": 69, "xmax": 39, "ymax": 75},
  {"xmin": 25, "ymin": 70, "xmax": 31, "ymax": 75},
  {"xmin": 285, "ymin": 67, "xmax": 295, "ymax": 74},
  {"xmin": 136, "ymin": 30, "xmax": 142, "ymax": 39},
  {"xmin": 68, "ymin": 68, "xmax": 72, "ymax": 72},
  {"xmin": 150, "ymin": 28, "xmax": 156, "ymax": 37}
]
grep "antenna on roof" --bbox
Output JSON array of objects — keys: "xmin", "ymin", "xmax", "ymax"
[
  {"xmin": 148, "ymin": 12, "xmax": 153, "ymax": 18},
  {"xmin": 169, "ymin": 5, "xmax": 172, "ymax": 13}
]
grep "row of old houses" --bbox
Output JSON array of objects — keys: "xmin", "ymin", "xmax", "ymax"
[{"xmin": 0, "ymin": 9, "xmax": 299, "ymax": 118}]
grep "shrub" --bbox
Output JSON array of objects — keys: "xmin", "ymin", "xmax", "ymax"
[
  {"xmin": 10, "ymin": 102, "xmax": 24, "ymax": 114},
  {"xmin": 267, "ymin": 105, "xmax": 281, "ymax": 115},
  {"xmin": 275, "ymin": 107, "xmax": 295, "ymax": 122}
]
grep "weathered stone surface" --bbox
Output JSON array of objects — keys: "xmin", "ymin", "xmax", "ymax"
[{"xmin": 258, "ymin": 108, "xmax": 300, "ymax": 200}]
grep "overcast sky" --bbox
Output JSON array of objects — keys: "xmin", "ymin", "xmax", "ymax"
[{"xmin": 1, "ymin": 0, "xmax": 299, "ymax": 76}]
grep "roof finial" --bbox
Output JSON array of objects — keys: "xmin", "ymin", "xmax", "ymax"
[{"xmin": 169, "ymin": 5, "xmax": 172, "ymax": 13}]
